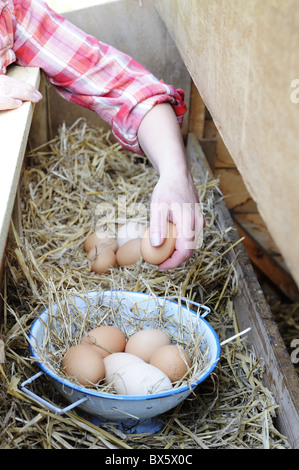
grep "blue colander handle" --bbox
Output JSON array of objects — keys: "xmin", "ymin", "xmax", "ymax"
[{"xmin": 21, "ymin": 371, "xmax": 89, "ymax": 414}]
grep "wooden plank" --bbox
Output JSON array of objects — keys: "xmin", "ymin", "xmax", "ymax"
[
  {"xmin": 48, "ymin": 0, "xmax": 191, "ymax": 137},
  {"xmin": 200, "ymin": 117, "xmax": 297, "ymax": 296},
  {"xmin": 214, "ymin": 167, "xmax": 258, "ymax": 213},
  {"xmin": 188, "ymin": 81, "xmax": 205, "ymax": 139},
  {"xmin": 203, "ymin": 120, "xmax": 236, "ymax": 168},
  {"xmin": 234, "ymin": 213, "xmax": 290, "ymax": 267},
  {"xmin": 233, "ymin": 214, "xmax": 299, "ymax": 302},
  {"xmin": 155, "ymin": 0, "xmax": 299, "ymax": 289},
  {"xmin": 187, "ymin": 133, "xmax": 299, "ymax": 449},
  {"xmin": 28, "ymin": 72, "xmax": 50, "ymax": 150},
  {"xmin": 0, "ymin": 65, "xmax": 40, "ymax": 267}
]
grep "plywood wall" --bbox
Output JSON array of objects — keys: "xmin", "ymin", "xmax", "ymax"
[{"xmin": 155, "ymin": 0, "xmax": 299, "ymax": 287}]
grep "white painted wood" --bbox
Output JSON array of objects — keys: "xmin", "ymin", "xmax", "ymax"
[{"xmin": 0, "ymin": 65, "xmax": 40, "ymax": 265}]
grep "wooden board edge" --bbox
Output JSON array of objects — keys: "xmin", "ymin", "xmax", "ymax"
[
  {"xmin": 186, "ymin": 132, "xmax": 299, "ymax": 449},
  {"xmin": 0, "ymin": 66, "xmax": 41, "ymax": 324},
  {"xmin": 0, "ymin": 66, "xmax": 41, "ymax": 266},
  {"xmin": 233, "ymin": 217, "xmax": 299, "ymax": 303}
]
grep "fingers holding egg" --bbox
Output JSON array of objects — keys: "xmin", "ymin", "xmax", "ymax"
[
  {"xmin": 154, "ymin": 220, "xmax": 195, "ymax": 271},
  {"xmin": 157, "ymin": 240, "xmax": 193, "ymax": 271},
  {"xmin": 140, "ymin": 221, "xmax": 177, "ymax": 265},
  {"xmin": 157, "ymin": 203, "xmax": 205, "ymax": 270}
]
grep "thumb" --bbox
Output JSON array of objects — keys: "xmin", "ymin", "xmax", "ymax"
[{"xmin": 149, "ymin": 201, "xmax": 169, "ymax": 247}]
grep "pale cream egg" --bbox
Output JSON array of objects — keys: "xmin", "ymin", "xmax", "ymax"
[
  {"xmin": 109, "ymin": 362, "xmax": 173, "ymax": 395},
  {"xmin": 117, "ymin": 221, "xmax": 146, "ymax": 248},
  {"xmin": 104, "ymin": 352, "xmax": 144, "ymax": 386}
]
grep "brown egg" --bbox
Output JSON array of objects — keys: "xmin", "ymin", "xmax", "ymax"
[
  {"xmin": 81, "ymin": 325, "xmax": 126, "ymax": 358},
  {"xmin": 116, "ymin": 238, "xmax": 142, "ymax": 266},
  {"xmin": 62, "ymin": 344, "xmax": 105, "ymax": 387},
  {"xmin": 140, "ymin": 222, "xmax": 177, "ymax": 265},
  {"xmin": 125, "ymin": 328, "xmax": 171, "ymax": 363},
  {"xmin": 87, "ymin": 246, "xmax": 116, "ymax": 273},
  {"xmin": 84, "ymin": 231, "xmax": 117, "ymax": 253},
  {"xmin": 150, "ymin": 344, "xmax": 192, "ymax": 382}
]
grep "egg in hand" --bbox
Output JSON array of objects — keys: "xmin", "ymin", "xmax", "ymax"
[{"xmin": 140, "ymin": 221, "xmax": 177, "ymax": 265}]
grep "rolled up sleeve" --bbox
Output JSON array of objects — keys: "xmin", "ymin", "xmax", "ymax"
[
  {"xmin": 12, "ymin": 0, "xmax": 187, "ymax": 153},
  {"xmin": 108, "ymin": 82, "xmax": 186, "ymax": 154}
]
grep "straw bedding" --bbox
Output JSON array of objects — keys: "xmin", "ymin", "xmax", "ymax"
[{"xmin": 0, "ymin": 119, "xmax": 291, "ymax": 449}]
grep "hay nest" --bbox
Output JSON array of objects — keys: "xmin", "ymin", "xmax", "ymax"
[{"xmin": 0, "ymin": 119, "xmax": 291, "ymax": 449}]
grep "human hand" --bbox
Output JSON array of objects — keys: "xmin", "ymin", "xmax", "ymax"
[
  {"xmin": 0, "ymin": 74, "xmax": 42, "ymax": 110},
  {"xmin": 137, "ymin": 102, "xmax": 204, "ymax": 269},
  {"xmin": 149, "ymin": 169, "xmax": 204, "ymax": 271}
]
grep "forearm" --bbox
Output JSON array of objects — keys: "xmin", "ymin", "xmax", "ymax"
[
  {"xmin": 137, "ymin": 102, "xmax": 189, "ymax": 177},
  {"xmin": 137, "ymin": 102, "xmax": 204, "ymax": 270}
]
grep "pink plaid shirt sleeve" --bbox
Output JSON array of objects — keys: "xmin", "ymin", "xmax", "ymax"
[{"xmin": 0, "ymin": 0, "xmax": 187, "ymax": 154}]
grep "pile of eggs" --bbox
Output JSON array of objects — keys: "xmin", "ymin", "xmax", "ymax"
[
  {"xmin": 84, "ymin": 220, "xmax": 177, "ymax": 273},
  {"xmin": 62, "ymin": 325, "xmax": 192, "ymax": 396}
]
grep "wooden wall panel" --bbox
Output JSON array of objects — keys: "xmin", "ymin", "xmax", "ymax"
[{"xmin": 155, "ymin": 0, "xmax": 299, "ymax": 287}]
